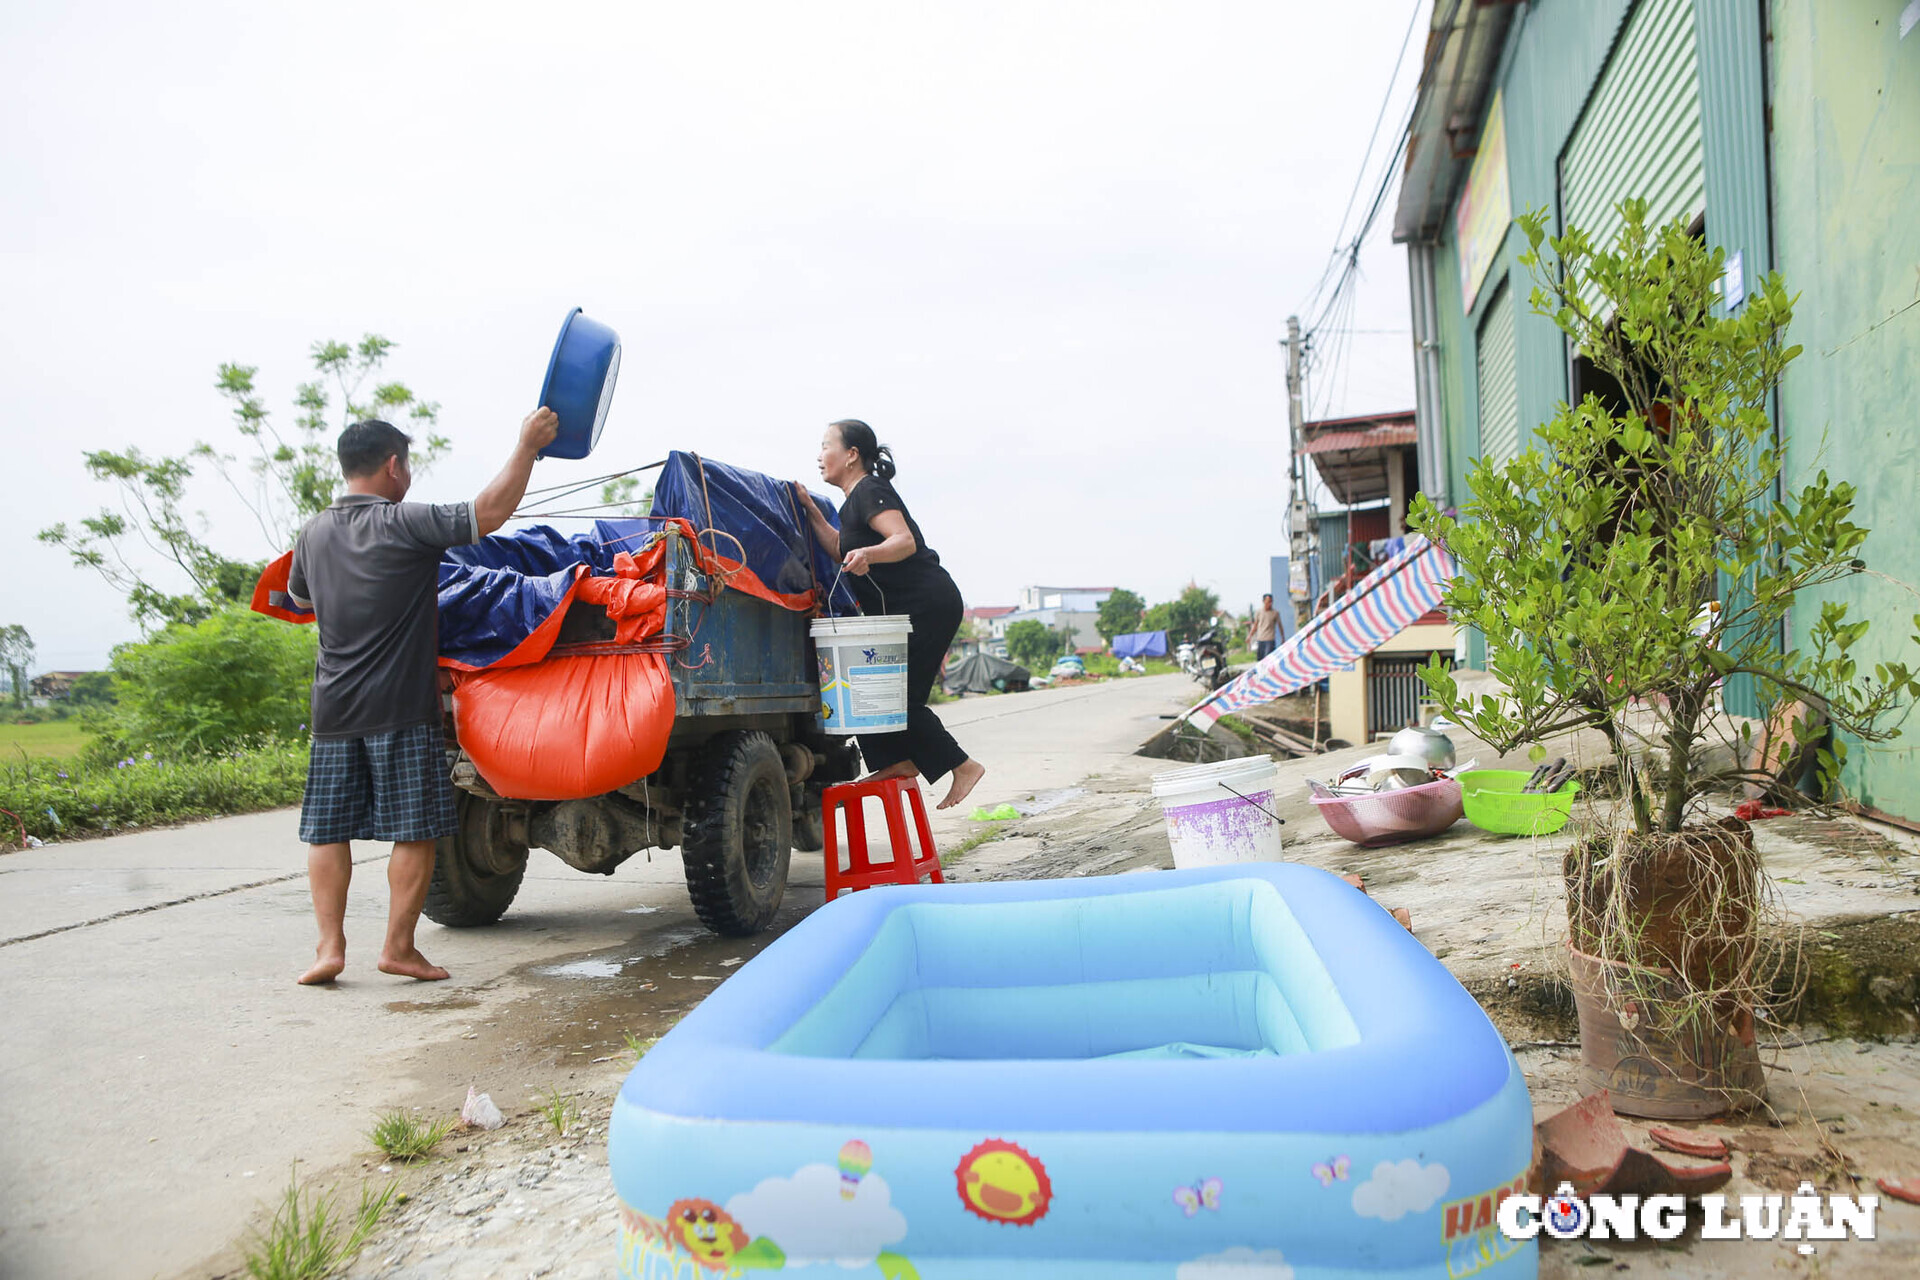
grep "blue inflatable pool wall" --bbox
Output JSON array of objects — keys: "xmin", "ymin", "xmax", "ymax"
[{"xmin": 610, "ymin": 865, "xmax": 1535, "ymax": 1278}]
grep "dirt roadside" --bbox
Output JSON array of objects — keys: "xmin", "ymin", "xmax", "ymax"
[{"xmin": 197, "ymin": 686, "xmax": 1920, "ymax": 1279}]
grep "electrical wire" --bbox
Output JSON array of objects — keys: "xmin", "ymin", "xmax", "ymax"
[
  {"xmin": 1297, "ymin": 0, "xmax": 1467, "ymax": 389},
  {"xmin": 1299, "ymin": 0, "xmax": 1428, "ymax": 322}
]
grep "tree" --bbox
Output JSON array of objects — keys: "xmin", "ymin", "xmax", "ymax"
[
  {"xmin": 40, "ymin": 336, "xmax": 447, "ymax": 629},
  {"xmin": 1142, "ymin": 584, "xmax": 1220, "ymax": 647},
  {"xmin": 1094, "ymin": 589, "xmax": 1145, "ymax": 642},
  {"xmin": 1413, "ymin": 203, "xmax": 1920, "ymax": 836},
  {"xmin": 598, "ymin": 475, "xmax": 653, "ymax": 516},
  {"xmin": 0, "ymin": 625, "xmax": 33, "ymax": 706},
  {"xmin": 64, "ymin": 670, "xmax": 116, "ymax": 708},
  {"xmin": 1003, "ymin": 619, "xmax": 1064, "ymax": 670},
  {"xmin": 1412, "ymin": 204, "xmax": 1920, "ymax": 1114},
  {"xmin": 99, "ymin": 606, "xmax": 318, "ymax": 755}
]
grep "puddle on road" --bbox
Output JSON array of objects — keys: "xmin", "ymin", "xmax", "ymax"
[
  {"xmin": 622, "ymin": 905, "xmax": 661, "ymax": 914},
  {"xmin": 385, "ymin": 996, "xmax": 481, "ymax": 1013},
  {"xmin": 536, "ymin": 958, "xmax": 626, "ymax": 979},
  {"xmin": 1016, "ymin": 787, "xmax": 1087, "ymax": 817},
  {"xmin": 513, "ymin": 902, "xmax": 814, "ymax": 1063}
]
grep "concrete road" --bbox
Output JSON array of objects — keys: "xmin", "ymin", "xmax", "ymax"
[{"xmin": 0, "ymin": 674, "xmax": 1194, "ymax": 1280}]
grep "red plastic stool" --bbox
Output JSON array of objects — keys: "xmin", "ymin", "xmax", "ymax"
[{"xmin": 822, "ymin": 776, "xmax": 945, "ymax": 901}]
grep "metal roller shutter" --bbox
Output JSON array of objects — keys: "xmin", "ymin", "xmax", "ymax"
[
  {"xmin": 1562, "ymin": 0, "xmax": 1705, "ymax": 304},
  {"xmin": 1476, "ymin": 283, "xmax": 1519, "ymax": 464}
]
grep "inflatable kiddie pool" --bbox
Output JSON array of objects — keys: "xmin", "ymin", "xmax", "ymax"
[{"xmin": 610, "ymin": 865, "xmax": 1534, "ymax": 1279}]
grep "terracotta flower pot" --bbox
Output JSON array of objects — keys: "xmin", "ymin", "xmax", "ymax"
[{"xmin": 1566, "ymin": 942, "xmax": 1766, "ymax": 1120}]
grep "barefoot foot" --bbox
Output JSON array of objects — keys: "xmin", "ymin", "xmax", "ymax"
[
  {"xmin": 863, "ymin": 761, "xmax": 920, "ymax": 783},
  {"xmin": 298, "ymin": 952, "xmax": 345, "ymax": 985},
  {"xmin": 377, "ymin": 949, "xmax": 450, "ymax": 981},
  {"xmin": 936, "ymin": 759, "xmax": 986, "ymax": 810}
]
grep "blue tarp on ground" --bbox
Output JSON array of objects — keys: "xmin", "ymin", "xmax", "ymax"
[
  {"xmin": 428, "ymin": 453, "xmax": 854, "ymax": 670},
  {"xmin": 1112, "ymin": 629, "xmax": 1169, "ymax": 659}
]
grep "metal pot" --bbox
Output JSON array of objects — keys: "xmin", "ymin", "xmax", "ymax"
[{"xmin": 1388, "ymin": 724, "xmax": 1456, "ymax": 771}]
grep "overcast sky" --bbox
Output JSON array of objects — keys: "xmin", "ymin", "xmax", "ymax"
[{"xmin": 2, "ymin": 0, "xmax": 1425, "ymax": 672}]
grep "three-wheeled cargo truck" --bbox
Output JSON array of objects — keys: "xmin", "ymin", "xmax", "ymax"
[{"xmin": 426, "ymin": 522, "xmax": 862, "ymax": 937}]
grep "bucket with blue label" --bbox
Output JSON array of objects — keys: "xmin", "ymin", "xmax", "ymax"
[{"xmin": 809, "ymin": 614, "xmax": 913, "ymax": 735}]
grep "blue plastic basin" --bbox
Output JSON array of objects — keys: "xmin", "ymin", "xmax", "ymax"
[{"xmin": 537, "ymin": 307, "xmax": 621, "ymax": 459}]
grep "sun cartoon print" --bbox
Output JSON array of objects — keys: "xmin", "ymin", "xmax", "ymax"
[{"xmin": 955, "ymin": 1139, "xmax": 1053, "ymax": 1225}]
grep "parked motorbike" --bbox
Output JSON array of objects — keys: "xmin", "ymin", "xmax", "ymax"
[
  {"xmin": 1175, "ymin": 641, "xmax": 1197, "ymax": 676},
  {"xmin": 1190, "ymin": 627, "xmax": 1230, "ymax": 690}
]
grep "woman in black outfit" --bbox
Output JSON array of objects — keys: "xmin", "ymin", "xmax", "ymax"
[{"xmin": 796, "ymin": 419, "xmax": 987, "ymax": 811}]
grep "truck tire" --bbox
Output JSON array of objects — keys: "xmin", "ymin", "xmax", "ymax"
[
  {"xmin": 424, "ymin": 794, "xmax": 529, "ymax": 927},
  {"xmin": 682, "ymin": 730, "xmax": 792, "ymax": 936}
]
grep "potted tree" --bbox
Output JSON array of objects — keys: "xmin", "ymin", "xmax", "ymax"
[{"xmin": 1413, "ymin": 201, "xmax": 1920, "ymax": 1118}]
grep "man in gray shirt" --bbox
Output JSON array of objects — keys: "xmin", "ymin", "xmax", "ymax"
[{"xmin": 287, "ymin": 409, "xmax": 557, "ymax": 984}]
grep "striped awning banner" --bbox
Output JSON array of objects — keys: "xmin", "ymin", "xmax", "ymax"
[{"xmin": 1185, "ymin": 535, "xmax": 1456, "ymax": 729}]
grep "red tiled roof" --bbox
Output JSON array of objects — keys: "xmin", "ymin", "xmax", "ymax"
[
  {"xmin": 965, "ymin": 606, "xmax": 1016, "ymax": 619},
  {"xmin": 1301, "ymin": 409, "xmax": 1416, "ymax": 432},
  {"xmin": 1299, "ymin": 423, "xmax": 1418, "ymax": 455}
]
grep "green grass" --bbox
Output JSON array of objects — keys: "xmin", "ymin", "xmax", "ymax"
[
  {"xmin": 1215, "ymin": 714, "xmax": 1259, "ymax": 743},
  {"xmin": 536, "ymin": 1087, "xmax": 582, "ymax": 1137},
  {"xmin": 0, "ymin": 719, "xmax": 90, "ymax": 759},
  {"xmin": 942, "ymin": 826, "xmax": 1007, "ymax": 866},
  {"xmin": 0, "ymin": 739, "xmax": 306, "ymax": 842},
  {"xmin": 365, "ymin": 1110, "xmax": 455, "ymax": 1162},
  {"xmin": 624, "ymin": 1031, "xmax": 659, "ymax": 1061},
  {"xmin": 242, "ymin": 1170, "xmax": 396, "ymax": 1280}
]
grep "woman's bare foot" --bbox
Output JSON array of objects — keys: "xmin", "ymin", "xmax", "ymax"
[
  {"xmin": 937, "ymin": 759, "xmax": 986, "ymax": 810},
  {"xmin": 863, "ymin": 761, "xmax": 919, "ymax": 782},
  {"xmin": 377, "ymin": 948, "xmax": 450, "ymax": 981},
  {"xmin": 297, "ymin": 951, "xmax": 346, "ymax": 985}
]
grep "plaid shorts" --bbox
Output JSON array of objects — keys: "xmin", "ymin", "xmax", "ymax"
[{"xmin": 298, "ymin": 723, "xmax": 459, "ymax": 845}]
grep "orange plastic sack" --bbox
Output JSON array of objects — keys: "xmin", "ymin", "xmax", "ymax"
[
  {"xmin": 452, "ymin": 653, "xmax": 672, "ymax": 801},
  {"xmin": 450, "ymin": 552, "xmax": 675, "ymax": 801}
]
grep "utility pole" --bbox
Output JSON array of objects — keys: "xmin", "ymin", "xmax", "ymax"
[{"xmin": 1283, "ymin": 315, "xmax": 1312, "ymax": 627}]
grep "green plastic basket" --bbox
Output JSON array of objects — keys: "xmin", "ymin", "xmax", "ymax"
[{"xmin": 1458, "ymin": 769, "xmax": 1580, "ymax": 836}]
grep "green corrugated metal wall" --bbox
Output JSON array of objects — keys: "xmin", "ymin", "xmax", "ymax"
[
  {"xmin": 1696, "ymin": 0, "xmax": 1777, "ymax": 720},
  {"xmin": 1768, "ymin": 0, "xmax": 1920, "ymax": 824},
  {"xmin": 1437, "ymin": 0, "xmax": 1634, "ymax": 505},
  {"xmin": 1475, "ymin": 284, "xmax": 1520, "ymax": 463},
  {"xmin": 1562, "ymin": 0, "xmax": 1707, "ymax": 289},
  {"xmin": 1502, "ymin": 1, "xmax": 1635, "ymax": 453}
]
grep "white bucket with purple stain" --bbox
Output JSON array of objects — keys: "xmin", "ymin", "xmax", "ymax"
[{"xmin": 1150, "ymin": 755, "xmax": 1284, "ymax": 869}]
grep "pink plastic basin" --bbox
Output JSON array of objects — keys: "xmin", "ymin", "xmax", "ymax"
[{"xmin": 1311, "ymin": 776, "xmax": 1464, "ymax": 847}]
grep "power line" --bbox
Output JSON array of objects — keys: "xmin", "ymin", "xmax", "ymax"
[{"xmin": 1301, "ymin": 0, "xmax": 1427, "ymax": 321}]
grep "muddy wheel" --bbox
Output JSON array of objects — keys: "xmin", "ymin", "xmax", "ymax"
[
  {"xmin": 682, "ymin": 730, "xmax": 792, "ymax": 936},
  {"xmin": 424, "ymin": 794, "xmax": 529, "ymax": 927}
]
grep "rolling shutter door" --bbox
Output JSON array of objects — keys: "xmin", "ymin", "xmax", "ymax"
[
  {"xmin": 1476, "ymin": 283, "xmax": 1519, "ymax": 464},
  {"xmin": 1562, "ymin": 0, "xmax": 1705, "ymax": 306}
]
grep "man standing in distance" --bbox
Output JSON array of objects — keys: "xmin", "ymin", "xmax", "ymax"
[
  {"xmin": 1248, "ymin": 593, "xmax": 1282, "ymax": 662},
  {"xmin": 287, "ymin": 408, "xmax": 558, "ymax": 984}
]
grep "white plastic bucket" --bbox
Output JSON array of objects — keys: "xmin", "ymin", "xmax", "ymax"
[
  {"xmin": 810, "ymin": 614, "xmax": 915, "ymax": 735},
  {"xmin": 1149, "ymin": 755, "xmax": 1284, "ymax": 869}
]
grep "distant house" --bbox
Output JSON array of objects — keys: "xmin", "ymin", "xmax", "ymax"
[
  {"xmin": 1016, "ymin": 586, "xmax": 1115, "ymax": 613},
  {"xmin": 29, "ymin": 671, "xmax": 93, "ymax": 700},
  {"xmin": 990, "ymin": 587, "xmax": 1116, "ymax": 653},
  {"xmin": 949, "ymin": 607, "xmax": 1016, "ymax": 659}
]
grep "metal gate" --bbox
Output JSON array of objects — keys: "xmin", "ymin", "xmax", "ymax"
[
  {"xmin": 1560, "ymin": 0, "xmax": 1704, "ymax": 309},
  {"xmin": 1368, "ymin": 653, "xmax": 1453, "ymax": 737},
  {"xmin": 1476, "ymin": 282, "xmax": 1519, "ymax": 464}
]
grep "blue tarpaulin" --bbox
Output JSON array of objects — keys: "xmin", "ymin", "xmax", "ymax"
[
  {"xmin": 428, "ymin": 454, "xmax": 854, "ymax": 670},
  {"xmin": 653, "ymin": 452, "xmax": 855, "ymax": 613},
  {"xmin": 1112, "ymin": 630, "xmax": 1169, "ymax": 659}
]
